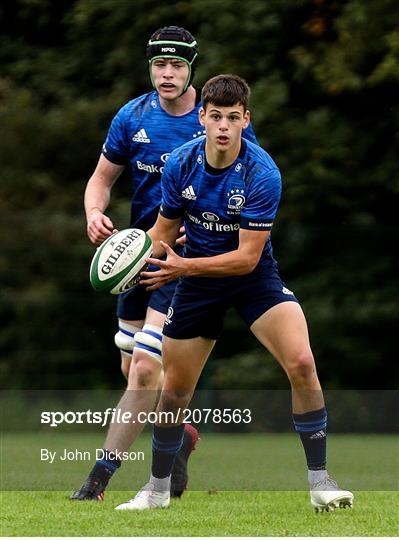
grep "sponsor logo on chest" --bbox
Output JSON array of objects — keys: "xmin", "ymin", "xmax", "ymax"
[
  {"xmin": 136, "ymin": 161, "xmax": 163, "ymax": 174},
  {"xmin": 187, "ymin": 212, "xmax": 240, "ymax": 232},
  {"xmin": 135, "ymin": 153, "xmax": 169, "ymax": 175}
]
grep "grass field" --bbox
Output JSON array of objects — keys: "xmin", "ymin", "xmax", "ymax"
[
  {"xmin": 1, "ymin": 490, "xmax": 398, "ymax": 537},
  {"xmin": 1, "ymin": 433, "xmax": 398, "ymax": 536}
]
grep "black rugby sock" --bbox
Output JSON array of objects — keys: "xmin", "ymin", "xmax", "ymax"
[
  {"xmin": 151, "ymin": 424, "xmax": 185, "ymax": 479},
  {"xmin": 293, "ymin": 407, "xmax": 327, "ymax": 471}
]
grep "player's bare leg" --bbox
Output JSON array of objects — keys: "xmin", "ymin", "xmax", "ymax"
[
  {"xmin": 105, "ymin": 308, "xmax": 165, "ymax": 454},
  {"xmin": 251, "ymin": 301, "xmax": 353, "ymax": 511},
  {"xmin": 115, "ymin": 336, "xmax": 214, "ymax": 510},
  {"xmin": 69, "ymin": 317, "xmax": 143, "ymax": 501},
  {"xmin": 160, "ymin": 336, "xmax": 215, "ymax": 412},
  {"xmin": 250, "ymin": 301, "xmax": 323, "ymax": 412}
]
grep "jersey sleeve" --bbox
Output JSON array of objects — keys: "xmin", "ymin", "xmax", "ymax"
[
  {"xmin": 159, "ymin": 157, "xmax": 185, "ymax": 219},
  {"xmin": 101, "ymin": 106, "xmax": 131, "ymax": 165},
  {"xmin": 240, "ymin": 168, "xmax": 282, "ymax": 230},
  {"xmin": 242, "ymin": 122, "xmax": 259, "ymax": 145}
]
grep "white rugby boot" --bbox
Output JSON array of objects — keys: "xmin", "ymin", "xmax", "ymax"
[
  {"xmin": 115, "ymin": 483, "xmax": 170, "ymax": 511},
  {"xmin": 310, "ymin": 476, "xmax": 354, "ymax": 512}
]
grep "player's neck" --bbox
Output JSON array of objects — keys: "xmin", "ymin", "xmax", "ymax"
[
  {"xmin": 158, "ymin": 86, "xmax": 197, "ymax": 116},
  {"xmin": 205, "ymin": 140, "xmax": 241, "ymax": 169}
]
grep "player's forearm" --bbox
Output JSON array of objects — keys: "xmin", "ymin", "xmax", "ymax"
[
  {"xmin": 84, "ymin": 176, "xmax": 112, "ymax": 219},
  {"xmin": 183, "ymin": 249, "xmax": 259, "ymax": 277},
  {"xmin": 84, "ymin": 156, "xmax": 124, "ymax": 220},
  {"xmin": 141, "ymin": 239, "xmax": 261, "ymax": 291},
  {"xmin": 147, "ymin": 228, "xmax": 164, "ymax": 258},
  {"xmin": 147, "ymin": 215, "xmax": 182, "ymax": 258}
]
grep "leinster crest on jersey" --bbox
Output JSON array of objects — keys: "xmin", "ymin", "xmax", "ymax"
[{"xmin": 227, "ymin": 189, "xmax": 246, "ymax": 215}]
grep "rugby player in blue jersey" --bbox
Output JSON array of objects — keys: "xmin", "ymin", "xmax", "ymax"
[
  {"xmin": 115, "ymin": 75, "xmax": 354, "ymax": 512},
  {"xmin": 72, "ymin": 28, "xmax": 258, "ymax": 501}
]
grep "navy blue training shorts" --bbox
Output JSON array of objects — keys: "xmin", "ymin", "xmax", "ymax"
[{"xmin": 162, "ymin": 269, "xmax": 299, "ymax": 340}]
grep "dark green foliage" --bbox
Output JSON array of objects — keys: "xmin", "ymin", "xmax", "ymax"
[{"xmin": 1, "ymin": 0, "xmax": 398, "ymax": 389}]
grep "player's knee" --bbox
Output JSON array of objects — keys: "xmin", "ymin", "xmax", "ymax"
[
  {"xmin": 114, "ymin": 321, "xmax": 141, "ymax": 355},
  {"xmin": 128, "ymin": 324, "xmax": 163, "ymax": 387},
  {"xmin": 130, "ymin": 352, "xmax": 162, "ymax": 388},
  {"xmin": 287, "ymin": 351, "xmax": 316, "ymax": 383},
  {"xmin": 159, "ymin": 387, "xmax": 192, "ymax": 414},
  {"xmin": 134, "ymin": 324, "xmax": 163, "ymax": 364}
]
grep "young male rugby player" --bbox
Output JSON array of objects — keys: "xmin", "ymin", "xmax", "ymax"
[
  {"xmin": 115, "ymin": 74, "xmax": 354, "ymax": 512},
  {"xmin": 72, "ymin": 28, "xmax": 258, "ymax": 501}
]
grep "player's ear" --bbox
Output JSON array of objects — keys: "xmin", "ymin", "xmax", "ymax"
[
  {"xmin": 199, "ymin": 107, "xmax": 206, "ymax": 126},
  {"xmin": 243, "ymin": 110, "xmax": 250, "ymax": 129}
]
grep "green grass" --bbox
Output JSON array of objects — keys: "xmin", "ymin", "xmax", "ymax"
[
  {"xmin": 1, "ymin": 490, "xmax": 398, "ymax": 536},
  {"xmin": 1, "ymin": 433, "xmax": 398, "ymax": 536}
]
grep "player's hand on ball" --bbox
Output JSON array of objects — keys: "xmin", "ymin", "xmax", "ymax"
[
  {"xmin": 87, "ymin": 210, "xmax": 118, "ymax": 246},
  {"xmin": 140, "ymin": 241, "xmax": 187, "ymax": 290}
]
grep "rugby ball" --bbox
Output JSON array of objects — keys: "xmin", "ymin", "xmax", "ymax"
[{"xmin": 90, "ymin": 228, "xmax": 152, "ymax": 294}]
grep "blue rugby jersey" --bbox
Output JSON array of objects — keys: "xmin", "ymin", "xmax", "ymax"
[
  {"xmin": 159, "ymin": 137, "xmax": 282, "ymax": 271},
  {"xmin": 101, "ymin": 90, "xmax": 258, "ymax": 231}
]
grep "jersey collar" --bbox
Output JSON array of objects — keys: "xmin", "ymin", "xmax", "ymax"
[{"xmin": 200, "ymin": 138, "xmax": 247, "ymax": 175}]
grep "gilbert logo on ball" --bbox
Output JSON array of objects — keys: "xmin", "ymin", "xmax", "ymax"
[{"xmin": 90, "ymin": 229, "xmax": 152, "ymax": 294}]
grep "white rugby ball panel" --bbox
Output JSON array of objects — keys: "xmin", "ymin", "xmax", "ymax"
[
  {"xmin": 90, "ymin": 228, "xmax": 152, "ymax": 294},
  {"xmin": 95, "ymin": 229, "xmax": 147, "ymax": 281}
]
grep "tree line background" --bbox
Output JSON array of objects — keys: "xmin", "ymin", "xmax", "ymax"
[{"xmin": 1, "ymin": 0, "xmax": 398, "ymax": 390}]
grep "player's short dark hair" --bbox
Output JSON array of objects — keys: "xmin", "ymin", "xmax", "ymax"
[{"xmin": 201, "ymin": 75, "xmax": 250, "ymax": 111}]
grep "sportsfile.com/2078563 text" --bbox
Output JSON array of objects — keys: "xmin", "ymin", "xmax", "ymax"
[{"xmin": 40, "ymin": 408, "xmax": 252, "ymax": 427}]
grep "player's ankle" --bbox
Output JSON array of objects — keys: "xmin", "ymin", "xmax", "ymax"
[
  {"xmin": 88, "ymin": 450, "xmax": 121, "ymax": 485},
  {"xmin": 150, "ymin": 473, "xmax": 171, "ymax": 492},
  {"xmin": 308, "ymin": 468, "xmax": 328, "ymax": 486}
]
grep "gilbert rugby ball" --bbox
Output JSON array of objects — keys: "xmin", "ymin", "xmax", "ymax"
[{"xmin": 90, "ymin": 228, "xmax": 152, "ymax": 294}]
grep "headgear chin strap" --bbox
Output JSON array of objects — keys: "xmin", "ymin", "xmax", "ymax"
[{"xmin": 146, "ymin": 26, "xmax": 199, "ymax": 95}]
